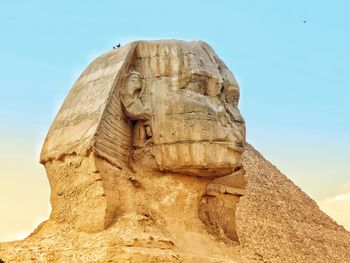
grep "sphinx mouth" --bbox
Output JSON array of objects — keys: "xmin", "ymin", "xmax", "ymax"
[
  {"xmin": 161, "ymin": 163, "xmax": 239, "ymax": 178},
  {"xmin": 139, "ymin": 139, "xmax": 245, "ymax": 153},
  {"xmin": 132, "ymin": 140, "xmax": 245, "ymax": 176}
]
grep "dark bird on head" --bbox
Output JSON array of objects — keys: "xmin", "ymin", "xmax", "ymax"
[{"xmin": 117, "ymin": 43, "xmax": 121, "ymax": 48}]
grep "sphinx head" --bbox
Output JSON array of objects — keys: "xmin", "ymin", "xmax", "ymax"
[
  {"xmin": 121, "ymin": 41, "xmax": 245, "ymax": 177},
  {"xmin": 39, "ymin": 39, "xmax": 246, "ymax": 233},
  {"xmin": 41, "ymin": 40, "xmax": 245, "ymax": 178}
]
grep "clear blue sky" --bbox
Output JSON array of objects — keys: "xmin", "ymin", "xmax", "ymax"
[{"xmin": 0, "ymin": 1, "xmax": 350, "ymax": 239}]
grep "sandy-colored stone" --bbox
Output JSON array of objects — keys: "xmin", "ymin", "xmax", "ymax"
[
  {"xmin": 238, "ymin": 144, "xmax": 350, "ymax": 262},
  {"xmin": 1, "ymin": 40, "xmax": 349, "ymax": 263}
]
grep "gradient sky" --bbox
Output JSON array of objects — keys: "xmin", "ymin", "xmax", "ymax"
[{"xmin": 1, "ymin": 0, "xmax": 349, "ymax": 241}]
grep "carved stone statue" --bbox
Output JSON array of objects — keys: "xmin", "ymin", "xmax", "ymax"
[
  {"xmin": 4, "ymin": 40, "xmax": 247, "ymax": 261},
  {"xmin": 1, "ymin": 40, "xmax": 350, "ymax": 263}
]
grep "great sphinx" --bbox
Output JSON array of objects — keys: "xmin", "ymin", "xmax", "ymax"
[
  {"xmin": 0, "ymin": 40, "xmax": 246, "ymax": 261},
  {"xmin": 2, "ymin": 40, "xmax": 349, "ymax": 263}
]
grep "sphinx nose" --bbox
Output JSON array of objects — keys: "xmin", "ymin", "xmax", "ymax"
[{"xmin": 225, "ymin": 104, "xmax": 245, "ymax": 124}]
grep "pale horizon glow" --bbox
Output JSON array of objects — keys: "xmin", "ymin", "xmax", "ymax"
[{"xmin": 1, "ymin": 0, "xmax": 349, "ymax": 241}]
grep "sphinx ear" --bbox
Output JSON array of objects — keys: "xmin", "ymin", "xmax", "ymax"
[{"xmin": 120, "ymin": 71, "xmax": 151, "ymax": 121}]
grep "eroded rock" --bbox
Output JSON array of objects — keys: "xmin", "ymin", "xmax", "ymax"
[{"xmin": 1, "ymin": 40, "xmax": 349, "ymax": 263}]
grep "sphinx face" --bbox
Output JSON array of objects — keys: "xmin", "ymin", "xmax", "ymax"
[{"xmin": 123, "ymin": 41, "xmax": 245, "ymax": 177}]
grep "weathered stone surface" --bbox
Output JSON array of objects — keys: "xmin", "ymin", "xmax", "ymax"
[
  {"xmin": 238, "ymin": 145, "xmax": 350, "ymax": 262},
  {"xmin": 1, "ymin": 40, "xmax": 349, "ymax": 262}
]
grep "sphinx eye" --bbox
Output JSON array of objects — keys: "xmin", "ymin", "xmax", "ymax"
[
  {"xmin": 185, "ymin": 75, "xmax": 206, "ymax": 94},
  {"xmin": 204, "ymin": 77, "xmax": 221, "ymax": 97}
]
